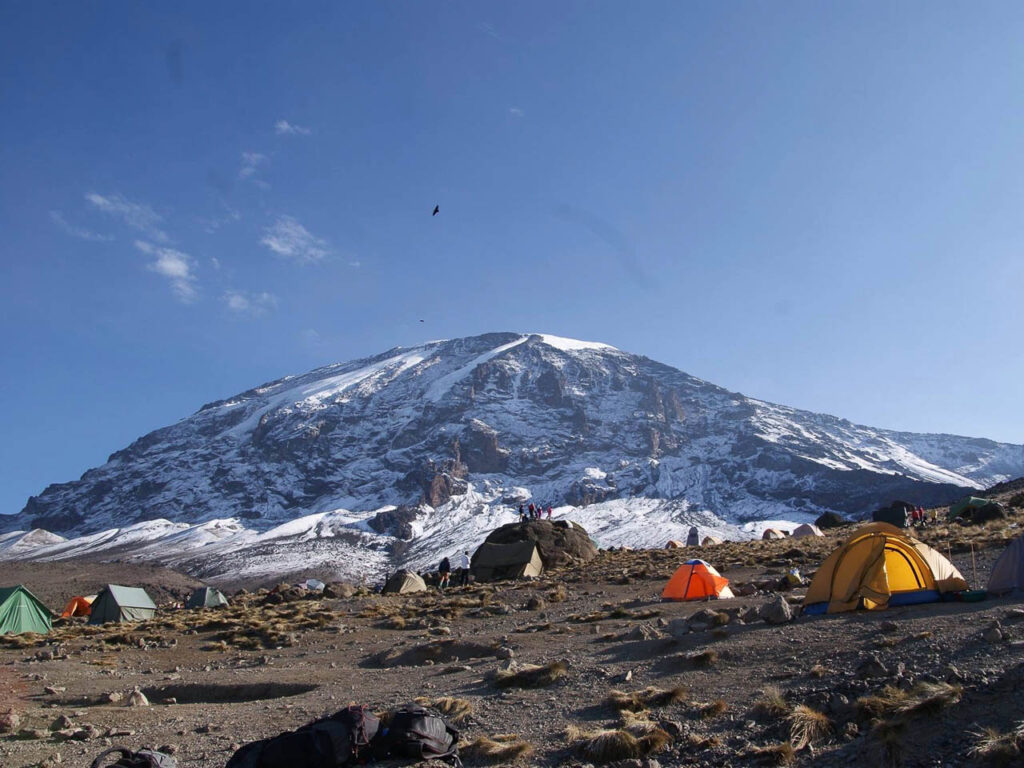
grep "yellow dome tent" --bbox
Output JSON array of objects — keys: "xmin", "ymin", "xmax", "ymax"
[
  {"xmin": 662, "ymin": 559, "xmax": 734, "ymax": 601},
  {"xmin": 803, "ymin": 523, "xmax": 967, "ymax": 615}
]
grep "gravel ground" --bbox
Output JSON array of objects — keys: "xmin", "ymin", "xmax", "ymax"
[{"xmin": 3, "ymin": 511, "xmax": 1024, "ymax": 768}]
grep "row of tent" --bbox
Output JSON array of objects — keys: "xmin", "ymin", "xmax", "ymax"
[
  {"xmin": 661, "ymin": 522, "xmax": 1024, "ymax": 613},
  {"xmin": 668, "ymin": 524, "xmax": 825, "ymax": 549},
  {"xmin": 382, "ymin": 541, "xmax": 547, "ymax": 594},
  {"xmin": 0, "ymin": 584, "xmax": 230, "ymax": 636}
]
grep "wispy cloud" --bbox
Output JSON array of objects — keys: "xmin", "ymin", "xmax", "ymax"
[
  {"xmin": 508, "ymin": 107, "xmax": 524, "ymax": 118},
  {"xmin": 135, "ymin": 240, "xmax": 197, "ymax": 302},
  {"xmin": 239, "ymin": 152, "xmax": 270, "ymax": 189},
  {"xmin": 223, "ymin": 289, "xmax": 278, "ymax": 316},
  {"xmin": 478, "ymin": 21, "xmax": 499, "ymax": 39},
  {"xmin": 49, "ymin": 210, "xmax": 114, "ymax": 242},
  {"xmin": 260, "ymin": 215, "xmax": 330, "ymax": 263},
  {"xmin": 275, "ymin": 119, "xmax": 311, "ymax": 136},
  {"xmin": 85, "ymin": 192, "xmax": 168, "ymax": 242},
  {"xmin": 300, "ymin": 328, "xmax": 323, "ymax": 349}
]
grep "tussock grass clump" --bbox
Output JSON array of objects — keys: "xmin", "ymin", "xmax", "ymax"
[
  {"xmin": 686, "ymin": 733, "xmax": 722, "ymax": 750},
  {"xmin": 461, "ymin": 735, "xmax": 534, "ymax": 764},
  {"xmin": 384, "ymin": 615, "xmax": 407, "ymax": 630},
  {"xmin": 749, "ymin": 741, "xmax": 796, "ymax": 765},
  {"xmin": 567, "ymin": 725, "xmax": 672, "ymax": 764},
  {"xmin": 494, "ymin": 661, "xmax": 568, "ymax": 689},
  {"xmin": 413, "ymin": 696, "xmax": 473, "ymax": 724},
  {"xmin": 606, "ymin": 686, "xmax": 686, "ymax": 712},
  {"xmin": 788, "ymin": 704, "xmax": 831, "ymax": 749},
  {"xmin": 968, "ymin": 722, "xmax": 1024, "ymax": 766},
  {"xmin": 855, "ymin": 681, "xmax": 962, "ymax": 721},
  {"xmin": 809, "ymin": 664, "xmax": 827, "ymax": 679},
  {"xmin": 751, "ymin": 686, "xmax": 789, "ymax": 720},
  {"xmin": 548, "ymin": 585, "xmax": 568, "ymax": 603},
  {"xmin": 699, "ymin": 699, "xmax": 729, "ymax": 719}
]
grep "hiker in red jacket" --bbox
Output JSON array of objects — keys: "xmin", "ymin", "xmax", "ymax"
[
  {"xmin": 547, "ymin": 504, "xmax": 552, "ymax": 519},
  {"xmin": 528, "ymin": 503, "xmax": 535, "ymax": 519}
]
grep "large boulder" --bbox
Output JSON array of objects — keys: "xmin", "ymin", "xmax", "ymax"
[
  {"xmin": 815, "ymin": 511, "xmax": 849, "ymax": 529},
  {"xmin": 479, "ymin": 519, "xmax": 597, "ymax": 569}
]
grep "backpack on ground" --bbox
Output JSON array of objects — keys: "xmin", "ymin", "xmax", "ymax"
[
  {"xmin": 225, "ymin": 705, "xmax": 379, "ymax": 768},
  {"xmin": 376, "ymin": 704, "xmax": 461, "ymax": 766},
  {"xmin": 90, "ymin": 747, "xmax": 177, "ymax": 768}
]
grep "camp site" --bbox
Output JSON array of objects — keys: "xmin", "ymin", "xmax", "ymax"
[{"xmin": 2, "ymin": 490, "xmax": 1024, "ymax": 767}]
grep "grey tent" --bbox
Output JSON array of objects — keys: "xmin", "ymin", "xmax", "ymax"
[
  {"xmin": 88, "ymin": 585, "xmax": 157, "ymax": 624},
  {"xmin": 792, "ymin": 524, "xmax": 824, "ymax": 538},
  {"xmin": 381, "ymin": 570, "xmax": 427, "ymax": 595},
  {"xmin": 686, "ymin": 526, "xmax": 700, "ymax": 547},
  {"xmin": 471, "ymin": 541, "xmax": 544, "ymax": 582},
  {"xmin": 186, "ymin": 587, "xmax": 229, "ymax": 609},
  {"xmin": 988, "ymin": 534, "xmax": 1024, "ymax": 596}
]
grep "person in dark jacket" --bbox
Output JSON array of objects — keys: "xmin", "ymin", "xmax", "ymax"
[{"xmin": 438, "ymin": 557, "xmax": 451, "ymax": 590}]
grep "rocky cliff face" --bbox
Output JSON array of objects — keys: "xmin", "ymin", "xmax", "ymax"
[{"xmin": 8, "ymin": 332, "xmax": 1024, "ymax": 537}]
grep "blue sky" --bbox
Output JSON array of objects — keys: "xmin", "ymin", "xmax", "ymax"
[{"xmin": 2, "ymin": 2, "xmax": 1023, "ymax": 517}]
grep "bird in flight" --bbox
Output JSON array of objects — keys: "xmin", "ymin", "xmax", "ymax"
[{"xmin": 432, "ymin": 205, "xmax": 439, "ymax": 216}]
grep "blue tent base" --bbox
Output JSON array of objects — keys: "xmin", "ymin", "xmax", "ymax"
[{"xmin": 804, "ymin": 589, "xmax": 941, "ymax": 615}]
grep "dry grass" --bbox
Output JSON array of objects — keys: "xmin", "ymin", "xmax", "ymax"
[
  {"xmin": 855, "ymin": 681, "xmax": 962, "ymax": 721},
  {"xmin": 751, "ymin": 686, "xmax": 790, "ymax": 720},
  {"xmin": 787, "ymin": 704, "xmax": 831, "ymax": 749},
  {"xmin": 699, "ymin": 699, "xmax": 729, "ymax": 719},
  {"xmin": 749, "ymin": 741, "xmax": 796, "ymax": 765},
  {"xmin": 461, "ymin": 734, "xmax": 535, "ymax": 764},
  {"xmin": 413, "ymin": 696, "xmax": 473, "ymax": 724},
  {"xmin": 809, "ymin": 664, "xmax": 827, "ymax": 679},
  {"xmin": 968, "ymin": 722, "xmax": 1024, "ymax": 766},
  {"xmin": 548, "ymin": 585, "xmax": 568, "ymax": 603},
  {"xmin": 606, "ymin": 686, "xmax": 686, "ymax": 712},
  {"xmin": 494, "ymin": 661, "xmax": 568, "ymax": 689},
  {"xmin": 567, "ymin": 725, "xmax": 672, "ymax": 764}
]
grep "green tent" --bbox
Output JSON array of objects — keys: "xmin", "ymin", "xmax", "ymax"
[
  {"xmin": 88, "ymin": 585, "xmax": 157, "ymax": 624},
  {"xmin": 0, "ymin": 585, "xmax": 52, "ymax": 635},
  {"xmin": 185, "ymin": 587, "xmax": 229, "ymax": 609},
  {"xmin": 949, "ymin": 497, "xmax": 993, "ymax": 520}
]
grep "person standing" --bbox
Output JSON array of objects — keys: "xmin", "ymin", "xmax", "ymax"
[
  {"xmin": 518, "ymin": 503, "xmax": 526, "ymax": 523},
  {"xmin": 528, "ymin": 502, "xmax": 535, "ymax": 519},
  {"xmin": 547, "ymin": 504, "xmax": 553, "ymax": 519},
  {"xmin": 438, "ymin": 556, "xmax": 451, "ymax": 590},
  {"xmin": 458, "ymin": 550, "xmax": 471, "ymax": 586}
]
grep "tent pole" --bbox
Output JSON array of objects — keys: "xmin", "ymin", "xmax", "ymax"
[{"xmin": 971, "ymin": 542, "xmax": 977, "ymax": 588}]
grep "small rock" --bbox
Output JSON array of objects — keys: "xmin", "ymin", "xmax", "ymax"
[
  {"xmin": 983, "ymin": 627, "xmax": 1004, "ymax": 643},
  {"xmin": 38, "ymin": 753, "xmax": 63, "ymax": 768},
  {"xmin": 43, "ymin": 686, "xmax": 66, "ymax": 695},
  {"xmin": 761, "ymin": 596, "xmax": 793, "ymax": 625},
  {"xmin": 880, "ymin": 620, "xmax": 899, "ymax": 633},
  {"xmin": 127, "ymin": 688, "xmax": 150, "ymax": 707},
  {"xmin": 0, "ymin": 710, "xmax": 21, "ymax": 734},
  {"xmin": 18, "ymin": 728, "xmax": 50, "ymax": 740},
  {"xmin": 855, "ymin": 654, "xmax": 888, "ymax": 679},
  {"xmin": 49, "ymin": 715, "xmax": 73, "ymax": 731},
  {"xmin": 105, "ymin": 692, "xmax": 123, "ymax": 704}
]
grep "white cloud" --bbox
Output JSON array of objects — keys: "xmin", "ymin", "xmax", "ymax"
[
  {"xmin": 275, "ymin": 119, "xmax": 311, "ymax": 136},
  {"xmin": 260, "ymin": 215, "xmax": 330, "ymax": 263},
  {"xmin": 85, "ymin": 192, "xmax": 168, "ymax": 242},
  {"xmin": 135, "ymin": 240, "xmax": 197, "ymax": 302},
  {"xmin": 348, "ymin": 259, "xmax": 361, "ymax": 268},
  {"xmin": 508, "ymin": 107, "xmax": 524, "ymax": 117},
  {"xmin": 223, "ymin": 290, "xmax": 278, "ymax": 316},
  {"xmin": 239, "ymin": 152, "xmax": 269, "ymax": 187},
  {"xmin": 49, "ymin": 210, "xmax": 114, "ymax": 242}
]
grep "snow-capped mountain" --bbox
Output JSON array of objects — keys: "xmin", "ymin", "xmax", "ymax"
[{"xmin": 2, "ymin": 332, "xmax": 1020, "ymax": 583}]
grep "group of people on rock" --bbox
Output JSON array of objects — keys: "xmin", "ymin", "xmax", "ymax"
[{"xmin": 518, "ymin": 502, "xmax": 552, "ymax": 522}]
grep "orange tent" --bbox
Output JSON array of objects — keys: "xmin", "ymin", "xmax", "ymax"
[
  {"xmin": 661, "ymin": 559, "xmax": 735, "ymax": 601},
  {"xmin": 60, "ymin": 595, "xmax": 94, "ymax": 619}
]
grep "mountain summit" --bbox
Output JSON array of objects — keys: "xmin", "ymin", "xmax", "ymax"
[{"xmin": 11, "ymin": 332, "xmax": 1023, "ymax": 539}]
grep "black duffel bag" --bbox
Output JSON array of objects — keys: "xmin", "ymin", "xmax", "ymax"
[
  {"xmin": 90, "ymin": 747, "xmax": 177, "ymax": 768},
  {"xmin": 375, "ymin": 704, "xmax": 461, "ymax": 766},
  {"xmin": 226, "ymin": 705, "xmax": 379, "ymax": 768}
]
